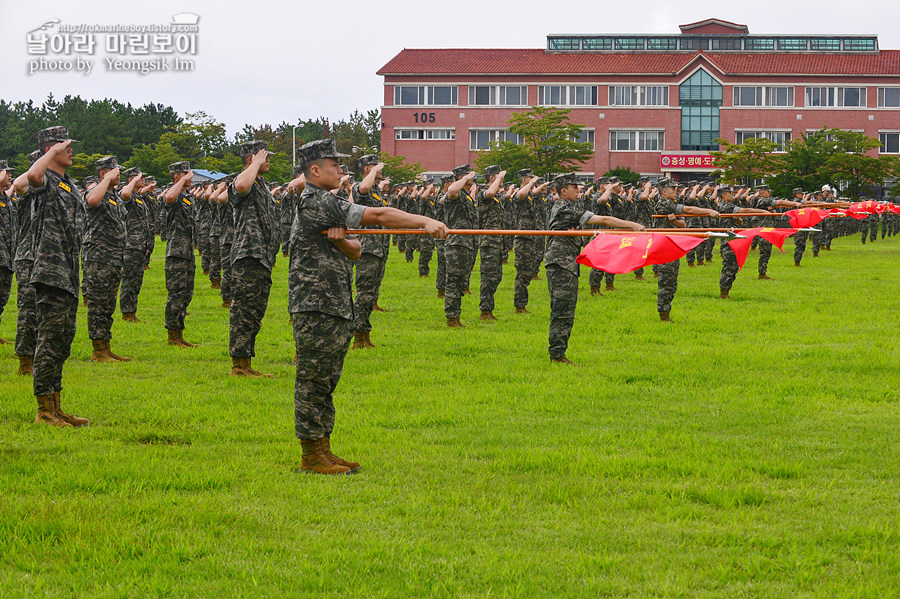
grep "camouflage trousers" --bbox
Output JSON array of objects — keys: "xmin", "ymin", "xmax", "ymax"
[
  {"xmin": 14, "ymin": 260, "xmax": 36, "ymax": 357},
  {"xmin": 292, "ymin": 311, "xmax": 353, "ymax": 440},
  {"xmin": 444, "ymin": 245, "xmax": 476, "ymax": 319},
  {"xmin": 418, "ymin": 237, "xmax": 434, "ymax": 276},
  {"xmin": 703, "ymin": 238, "xmax": 714, "ymax": 261},
  {"xmin": 757, "ymin": 239, "xmax": 772, "ymax": 275},
  {"xmin": 281, "ymin": 223, "xmax": 291, "ymax": 254},
  {"xmin": 353, "ymin": 253, "xmax": 386, "ymax": 334},
  {"xmin": 83, "ymin": 259, "xmax": 123, "ymax": 341},
  {"xmin": 228, "ymin": 258, "xmax": 272, "ymax": 358},
  {"xmin": 792, "ymin": 231, "xmax": 807, "ymax": 263},
  {"xmin": 514, "ymin": 237, "xmax": 541, "ymax": 308},
  {"xmin": 199, "ymin": 230, "xmax": 211, "ymax": 272},
  {"xmin": 435, "ymin": 240, "xmax": 446, "ymax": 291},
  {"xmin": 397, "ymin": 234, "xmax": 406, "ymax": 253},
  {"xmin": 656, "ymin": 260, "xmax": 680, "ymax": 313},
  {"xmin": 145, "ymin": 237, "xmax": 155, "ymax": 267},
  {"xmin": 719, "ymin": 242, "xmax": 739, "ymax": 290},
  {"xmin": 220, "ymin": 241, "xmax": 233, "ymax": 302},
  {"xmin": 164, "ymin": 256, "xmax": 195, "ymax": 331},
  {"xmin": 0, "ymin": 267, "xmax": 12, "ymax": 333},
  {"xmin": 208, "ymin": 234, "xmax": 221, "ymax": 281},
  {"xmin": 479, "ymin": 242, "xmax": 504, "ymax": 312},
  {"xmin": 405, "ymin": 234, "xmax": 418, "ymax": 262},
  {"xmin": 33, "ymin": 284, "xmax": 77, "ymax": 397},
  {"xmin": 119, "ymin": 249, "xmax": 146, "ymax": 315},
  {"xmin": 546, "ymin": 264, "xmax": 579, "ymax": 359},
  {"xmin": 589, "ymin": 268, "xmax": 615, "ymax": 288},
  {"xmin": 862, "ymin": 215, "xmax": 877, "ymax": 242}
]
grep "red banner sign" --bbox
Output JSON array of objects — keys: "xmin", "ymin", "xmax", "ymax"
[{"xmin": 660, "ymin": 154, "xmax": 716, "ymax": 169}]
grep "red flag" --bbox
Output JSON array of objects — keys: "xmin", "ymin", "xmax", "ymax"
[
  {"xmin": 785, "ymin": 208, "xmax": 829, "ymax": 229},
  {"xmin": 727, "ymin": 228, "xmax": 797, "ymax": 270},
  {"xmin": 577, "ymin": 233, "xmax": 704, "ymax": 274},
  {"xmin": 849, "ymin": 201, "xmax": 879, "ymax": 214},
  {"xmin": 890, "ymin": 204, "xmax": 900, "ymax": 214}
]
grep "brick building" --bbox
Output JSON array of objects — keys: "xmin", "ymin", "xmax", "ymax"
[{"xmin": 377, "ymin": 18, "xmax": 900, "ymax": 180}]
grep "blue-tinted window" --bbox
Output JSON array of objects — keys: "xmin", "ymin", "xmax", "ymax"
[{"xmin": 679, "ymin": 69, "xmax": 722, "ymax": 151}]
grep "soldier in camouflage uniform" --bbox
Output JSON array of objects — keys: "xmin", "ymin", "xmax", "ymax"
[
  {"xmin": 226, "ymin": 141, "xmax": 281, "ymax": 378},
  {"xmin": 654, "ymin": 178, "xmax": 719, "ymax": 321},
  {"xmin": 434, "ymin": 175, "xmax": 452, "ymax": 297},
  {"xmin": 281, "ymin": 167, "xmax": 300, "ymax": 257},
  {"xmin": 752, "ymin": 185, "xmax": 799, "ymax": 279},
  {"xmin": 545, "ymin": 173, "xmax": 645, "ymax": 364},
  {"xmin": 443, "ymin": 165, "xmax": 479, "ymax": 327},
  {"xmin": 418, "ymin": 179, "xmax": 438, "ymax": 277},
  {"xmin": 513, "ymin": 168, "xmax": 540, "ymax": 313},
  {"xmin": 164, "ymin": 161, "xmax": 197, "ymax": 347},
  {"xmin": 477, "ymin": 165, "xmax": 507, "ymax": 321},
  {"xmin": 632, "ymin": 179, "xmax": 654, "ymax": 279},
  {"xmin": 716, "ymin": 186, "xmax": 770, "ymax": 298},
  {"xmin": 119, "ymin": 167, "xmax": 150, "ymax": 324},
  {"xmin": 350, "ymin": 155, "xmax": 390, "ymax": 349},
  {"xmin": 0, "ymin": 161, "xmax": 15, "ymax": 347},
  {"xmin": 83, "ymin": 156, "xmax": 131, "ymax": 362},
  {"xmin": 790, "ymin": 188, "xmax": 809, "ymax": 266},
  {"xmin": 142, "ymin": 176, "xmax": 159, "ymax": 269},
  {"xmin": 290, "ymin": 139, "xmax": 447, "ymax": 475},
  {"xmin": 26, "ymin": 126, "xmax": 90, "ymax": 427},
  {"xmin": 197, "ymin": 185, "xmax": 212, "ymax": 275},
  {"xmin": 217, "ymin": 174, "xmax": 237, "ymax": 309},
  {"xmin": 12, "ymin": 151, "xmax": 42, "ymax": 375}
]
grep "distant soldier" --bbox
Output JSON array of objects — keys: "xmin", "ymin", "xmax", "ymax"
[
  {"xmin": 716, "ymin": 186, "xmax": 771, "ymax": 298},
  {"xmin": 26, "ymin": 126, "xmax": 89, "ymax": 427},
  {"xmin": 227, "ymin": 141, "xmax": 281, "ymax": 377},
  {"xmin": 164, "ymin": 161, "xmax": 197, "ymax": 347},
  {"xmin": 83, "ymin": 156, "xmax": 132, "ymax": 362},
  {"xmin": 0, "ymin": 161, "xmax": 14, "ymax": 346},
  {"xmin": 443, "ymin": 165, "xmax": 479, "ymax": 327},
  {"xmin": 513, "ymin": 168, "xmax": 540, "ymax": 313},
  {"xmin": 791, "ymin": 188, "xmax": 808, "ymax": 266},
  {"xmin": 217, "ymin": 173, "xmax": 237, "ymax": 309},
  {"xmin": 205, "ymin": 182, "xmax": 222, "ymax": 290},
  {"xmin": 12, "ymin": 150, "xmax": 42, "ymax": 375},
  {"xmin": 142, "ymin": 176, "xmax": 159, "ymax": 269},
  {"xmin": 752, "ymin": 185, "xmax": 800, "ymax": 280},
  {"xmin": 477, "ymin": 165, "xmax": 507, "ymax": 321},
  {"xmin": 351, "ymin": 155, "xmax": 389, "ymax": 349},
  {"xmin": 418, "ymin": 178, "xmax": 438, "ymax": 277},
  {"xmin": 119, "ymin": 167, "xmax": 150, "ymax": 323},
  {"xmin": 434, "ymin": 175, "xmax": 453, "ymax": 298}
]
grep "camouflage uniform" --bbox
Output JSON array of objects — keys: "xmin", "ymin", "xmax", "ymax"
[
  {"xmin": 753, "ymin": 195, "xmax": 778, "ymax": 276},
  {"xmin": 164, "ymin": 180, "xmax": 196, "ymax": 331},
  {"xmin": 197, "ymin": 197, "xmax": 212, "ymax": 273},
  {"xmin": 29, "ymin": 167, "xmax": 82, "ymax": 397},
  {"xmin": 13, "ymin": 188, "xmax": 37, "ymax": 359},
  {"xmin": 83, "ymin": 182, "xmax": 126, "ymax": 342},
  {"xmin": 418, "ymin": 190, "xmax": 436, "ymax": 276},
  {"xmin": 513, "ymin": 190, "xmax": 540, "ymax": 308},
  {"xmin": 227, "ymin": 173, "xmax": 279, "ymax": 359},
  {"xmin": 717, "ymin": 198, "xmax": 743, "ymax": 291},
  {"xmin": 404, "ymin": 193, "xmax": 419, "ymax": 262},
  {"xmin": 208, "ymin": 198, "xmax": 222, "ymax": 285},
  {"xmin": 290, "ymin": 179, "xmax": 365, "ymax": 440},
  {"xmin": 653, "ymin": 190, "xmax": 686, "ymax": 314},
  {"xmin": 434, "ymin": 191, "xmax": 448, "ymax": 293},
  {"xmin": 443, "ymin": 185, "xmax": 478, "ymax": 320},
  {"xmin": 280, "ymin": 189, "xmax": 294, "ymax": 254},
  {"xmin": 119, "ymin": 185, "xmax": 151, "ymax": 315},
  {"xmin": 545, "ymin": 187, "xmax": 595, "ymax": 359},
  {"xmin": 0, "ymin": 188, "xmax": 14, "ymax": 338},
  {"xmin": 351, "ymin": 181, "xmax": 389, "ymax": 335},
  {"xmin": 143, "ymin": 188, "xmax": 158, "ymax": 267},
  {"xmin": 631, "ymin": 193, "xmax": 654, "ymax": 278},
  {"xmin": 219, "ymin": 199, "xmax": 235, "ymax": 304},
  {"xmin": 477, "ymin": 183, "xmax": 504, "ymax": 313}
]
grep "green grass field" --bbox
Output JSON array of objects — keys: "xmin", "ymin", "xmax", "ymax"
[{"xmin": 1, "ymin": 234, "xmax": 899, "ymax": 598}]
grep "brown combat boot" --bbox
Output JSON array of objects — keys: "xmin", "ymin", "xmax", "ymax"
[
  {"xmin": 373, "ymin": 301, "xmax": 389, "ymax": 312},
  {"xmin": 550, "ymin": 356, "xmax": 573, "ymax": 365},
  {"xmin": 52, "ymin": 391, "xmax": 89, "ymax": 427},
  {"xmin": 362, "ymin": 332, "xmax": 375, "ymax": 348},
  {"xmin": 321, "ymin": 437, "xmax": 359, "ymax": 473},
  {"xmin": 813, "ymin": 251, "xmax": 819, "ymax": 257},
  {"xmin": 698, "ymin": 259, "xmax": 705, "ymax": 266},
  {"xmin": 720, "ymin": 288, "xmax": 730, "ymax": 299},
  {"xmin": 143, "ymin": 264, "xmax": 150, "ymax": 271},
  {"xmin": 479, "ymin": 310, "xmax": 497, "ymax": 321},
  {"xmin": 463, "ymin": 288, "xmax": 471, "ymax": 295},
  {"xmin": 167, "ymin": 329, "xmax": 196, "ymax": 348},
  {"xmin": 515, "ymin": 306, "xmax": 530, "ymax": 314},
  {"xmin": 634, "ymin": 274, "xmax": 645, "ymax": 281},
  {"xmin": 107, "ymin": 341, "xmax": 131, "ymax": 362},
  {"xmin": 210, "ymin": 278, "xmax": 221, "ymax": 289},
  {"xmin": 653, "ymin": 272, "xmax": 659, "ymax": 278},
  {"xmin": 91, "ymin": 339, "xmax": 117, "ymax": 363},
  {"xmin": 122, "ymin": 312, "xmax": 141, "ymax": 323},
  {"xmin": 795, "ymin": 261, "xmax": 802, "ymax": 267},
  {"xmin": 605, "ymin": 283, "xmax": 616, "ymax": 292},
  {"xmin": 436, "ymin": 290, "xmax": 445, "ymax": 298},
  {"xmin": 352, "ymin": 333, "xmax": 368, "ymax": 349},
  {"xmin": 300, "ymin": 439, "xmax": 350, "ymax": 475},
  {"xmin": 758, "ymin": 274, "xmax": 772, "ymax": 280},
  {"xmin": 0, "ymin": 337, "xmax": 9, "ymax": 344},
  {"xmin": 659, "ymin": 311, "xmax": 672, "ymax": 322},
  {"xmin": 222, "ymin": 299, "xmax": 232, "ymax": 309},
  {"xmin": 590, "ymin": 286, "xmax": 602, "ymax": 296},
  {"xmin": 687, "ymin": 262, "xmax": 695, "ymax": 268},
  {"xmin": 531, "ymin": 273, "xmax": 540, "ymax": 280},
  {"xmin": 35, "ymin": 395, "xmax": 70, "ymax": 427},
  {"xmin": 446, "ymin": 318, "xmax": 465, "ymax": 328},
  {"xmin": 18, "ymin": 355, "xmax": 34, "ymax": 376}
]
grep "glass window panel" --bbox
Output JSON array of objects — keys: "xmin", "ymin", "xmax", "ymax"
[
  {"xmin": 615, "ymin": 37, "xmax": 645, "ymax": 50},
  {"xmin": 778, "ymin": 38, "xmax": 808, "ymax": 51},
  {"xmin": 581, "ymin": 37, "xmax": 612, "ymax": 50},
  {"xmin": 745, "ymin": 38, "xmax": 775, "ymax": 50},
  {"xmin": 810, "ymin": 38, "xmax": 841, "ymax": 51},
  {"xmin": 549, "ymin": 37, "xmax": 579, "ymax": 51},
  {"xmin": 844, "ymin": 38, "xmax": 876, "ymax": 51},
  {"xmin": 710, "ymin": 38, "xmax": 742, "ymax": 50},
  {"xmin": 398, "ymin": 86, "xmax": 423, "ymax": 105},
  {"xmin": 647, "ymin": 37, "xmax": 678, "ymax": 50},
  {"xmin": 879, "ymin": 88, "xmax": 900, "ymax": 108},
  {"xmin": 880, "ymin": 133, "xmax": 899, "ymax": 153}
]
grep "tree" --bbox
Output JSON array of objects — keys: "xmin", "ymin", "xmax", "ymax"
[
  {"xmin": 473, "ymin": 106, "xmax": 594, "ymax": 179},
  {"xmin": 601, "ymin": 166, "xmax": 642, "ymax": 185},
  {"xmin": 379, "ymin": 152, "xmax": 425, "ymax": 184},
  {"xmin": 709, "ymin": 137, "xmax": 783, "ymax": 186}
]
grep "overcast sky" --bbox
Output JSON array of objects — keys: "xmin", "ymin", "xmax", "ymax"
[{"xmin": 4, "ymin": 0, "xmax": 898, "ymax": 137}]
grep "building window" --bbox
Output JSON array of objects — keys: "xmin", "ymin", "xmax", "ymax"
[
  {"xmin": 679, "ymin": 68, "xmax": 722, "ymax": 151},
  {"xmin": 777, "ymin": 38, "xmax": 808, "ymax": 51},
  {"xmin": 609, "ymin": 85, "xmax": 668, "ymax": 106},
  {"xmin": 710, "ymin": 38, "xmax": 742, "ymax": 50},
  {"xmin": 582, "ymin": 37, "xmax": 613, "ymax": 50},
  {"xmin": 647, "ymin": 37, "xmax": 678, "ymax": 50},
  {"xmin": 736, "ymin": 130, "xmax": 792, "ymax": 151},
  {"xmin": 733, "ymin": 86, "xmax": 794, "ymax": 107},
  {"xmin": 810, "ymin": 38, "xmax": 841, "ymax": 51},
  {"xmin": 745, "ymin": 38, "xmax": 775, "ymax": 50},
  {"xmin": 615, "ymin": 37, "xmax": 645, "ymax": 51},
  {"xmin": 548, "ymin": 37, "xmax": 579, "ymax": 51},
  {"xmin": 572, "ymin": 130, "xmax": 595, "ymax": 147},
  {"xmin": 429, "ymin": 86, "xmax": 457, "ymax": 106},
  {"xmin": 805, "ymin": 87, "xmax": 867, "ymax": 107},
  {"xmin": 537, "ymin": 85, "xmax": 598, "ymax": 106},
  {"xmin": 680, "ymin": 37, "xmax": 709, "ymax": 50},
  {"xmin": 844, "ymin": 38, "xmax": 876, "ymax": 51},
  {"xmin": 394, "ymin": 86, "xmax": 457, "ymax": 106},
  {"xmin": 878, "ymin": 88, "xmax": 900, "ymax": 108},
  {"xmin": 880, "ymin": 133, "xmax": 900, "ymax": 154},
  {"xmin": 395, "ymin": 86, "xmax": 425, "ymax": 106},
  {"xmin": 610, "ymin": 130, "xmax": 664, "ymax": 152},
  {"xmin": 467, "ymin": 85, "xmax": 528, "ymax": 106},
  {"xmin": 469, "ymin": 129, "xmax": 521, "ymax": 151},
  {"xmin": 395, "ymin": 129, "xmax": 455, "ymax": 141}
]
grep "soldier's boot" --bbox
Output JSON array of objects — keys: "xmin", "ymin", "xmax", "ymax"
[
  {"xmin": 17, "ymin": 355, "xmax": 34, "ymax": 376},
  {"xmin": 659, "ymin": 311, "xmax": 672, "ymax": 322},
  {"xmin": 653, "ymin": 272, "xmax": 659, "ymax": 278},
  {"xmin": 82, "ymin": 298, "xmax": 87, "ymax": 307},
  {"xmin": 52, "ymin": 391, "xmax": 89, "ymax": 427},
  {"xmin": 0, "ymin": 337, "xmax": 8, "ymax": 344},
  {"xmin": 531, "ymin": 273, "xmax": 540, "ymax": 280},
  {"xmin": 203, "ymin": 269, "xmax": 210, "ymax": 275},
  {"xmin": 758, "ymin": 273, "xmax": 772, "ymax": 280},
  {"xmin": 373, "ymin": 301, "xmax": 389, "ymax": 312},
  {"xmin": 687, "ymin": 261, "xmax": 695, "ymax": 268},
  {"xmin": 550, "ymin": 356, "xmax": 573, "ymax": 365},
  {"xmin": 590, "ymin": 286, "xmax": 602, "ymax": 296},
  {"xmin": 463, "ymin": 288, "xmax": 471, "ymax": 295},
  {"xmin": 122, "ymin": 312, "xmax": 142, "ymax": 323},
  {"xmin": 167, "ymin": 329, "xmax": 196, "ymax": 348},
  {"xmin": 697, "ymin": 259, "xmax": 705, "ymax": 266},
  {"xmin": 246, "ymin": 358, "xmax": 274, "ymax": 378},
  {"xmin": 634, "ymin": 274, "xmax": 645, "ymax": 280},
  {"xmin": 479, "ymin": 310, "xmax": 497, "ymax": 321},
  {"xmin": 515, "ymin": 306, "xmax": 530, "ymax": 314},
  {"xmin": 436, "ymin": 290, "xmax": 445, "ymax": 298},
  {"xmin": 143, "ymin": 264, "xmax": 150, "ymax": 271},
  {"xmin": 352, "ymin": 333, "xmax": 368, "ymax": 350},
  {"xmin": 222, "ymin": 299, "xmax": 232, "ymax": 309},
  {"xmin": 795, "ymin": 261, "xmax": 802, "ymax": 267},
  {"xmin": 720, "ymin": 288, "xmax": 730, "ymax": 299},
  {"xmin": 362, "ymin": 332, "xmax": 376, "ymax": 348},
  {"xmin": 231, "ymin": 357, "xmax": 253, "ymax": 377},
  {"xmin": 321, "ymin": 437, "xmax": 359, "ymax": 473},
  {"xmin": 91, "ymin": 339, "xmax": 117, "ymax": 363},
  {"xmin": 34, "ymin": 395, "xmax": 70, "ymax": 427},
  {"xmin": 446, "ymin": 318, "xmax": 465, "ymax": 328},
  {"xmin": 825, "ymin": 246, "xmax": 831, "ymax": 251},
  {"xmin": 813, "ymin": 251, "xmax": 819, "ymax": 257},
  {"xmin": 300, "ymin": 439, "xmax": 350, "ymax": 475},
  {"xmin": 210, "ymin": 278, "xmax": 221, "ymax": 289},
  {"xmin": 106, "ymin": 341, "xmax": 131, "ymax": 362},
  {"xmin": 605, "ymin": 283, "xmax": 616, "ymax": 292}
]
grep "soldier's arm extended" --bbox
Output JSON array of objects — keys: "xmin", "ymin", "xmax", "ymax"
[
  {"xmin": 86, "ymin": 168, "xmax": 119, "ymax": 208},
  {"xmin": 26, "ymin": 140, "xmax": 71, "ymax": 187},
  {"xmin": 120, "ymin": 173, "xmax": 144, "ymax": 201},
  {"xmin": 165, "ymin": 171, "xmax": 192, "ymax": 204},
  {"xmin": 447, "ymin": 171, "xmax": 476, "ymax": 200}
]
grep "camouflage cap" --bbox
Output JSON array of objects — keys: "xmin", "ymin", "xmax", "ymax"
[
  {"xmin": 792, "ymin": 187, "xmax": 803, "ymax": 194},
  {"xmin": 483, "ymin": 164, "xmax": 501, "ymax": 178},
  {"xmin": 84, "ymin": 175, "xmax": 99, "ymax": 186},
  {"xmin": 37, "ymin": 126, "xmax": 78, "ymax": 146},
  {"xmin": 756, "ymin": 184, "xmax": 770, "ymax": 191},
  {"xmin": 168, "ymin": 161, "xmax": 191, "ymax": 173},
  {"xmin": 28, "ymin": 150, "xmax": 42, "ymax": 164},
  {"xmin": 122, "ymin": 167, "xmax": 141, "ymax": 179},
  {"xmin": 356, "ymin": 153, "xmax": 380, "ymax": 170},
  {"xmin": 240, "ymin": 140, "xmax": 270, "ymax": 157},
  {"xmin": 535, "ymin": 177, "xmax": 546, "ymax": 185},
  {"xmin": 552, "ymin": 173, "xmax": 578, "ymax": 188},
  {"xmin": 517, "ymin": 168, "xmax": 533, "ymax": 179},
  {"xmin": 440, "ymin": 174, "xmax": 454, "ymax": 184},
  {"xmin": 145, "ymin": 176, "xmax": 157, "ymax": 184},
  {"xmin": 95, "ymin": 156, "xmax": 120, "ymax": 171},
  {"xmin": 656, "ymin": 177, "xmax": 677, "ymax": 189},
  {"xmin": 718, "ymin": 185, "xmax": 734, "ymax": 194},
  {"xmin": 452, "ymin": 164, "xmax": 471, "ymax": 177},
  {"xmin": 292, "ymin": 164, "xmax": 303, "ymax": 176},
  {"xmin": 0, "ymin": 160, "xmax": 12, "ymax": 172},
  {"xmin": 297, "ymin": 139, "xmax": 348, "ymax": 166},
  {"xmin": 607, "ymin": 176, "xmax": 620, "ymax": 185}
]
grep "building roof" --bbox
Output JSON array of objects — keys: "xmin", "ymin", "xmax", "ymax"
[
  {"xmin": 191, "ymin": 169, "xmax": 227, "ymax": 180},
  {"xmin": 378, "ymin": 48, "xmax": 900, "ymax": 77},
  {"xmin": 679, "ymin": 19, "xmax": 749, "ymax": 34}
]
